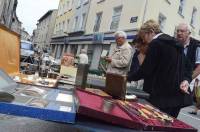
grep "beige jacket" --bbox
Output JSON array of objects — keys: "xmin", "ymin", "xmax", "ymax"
[{"xmin": 107, "ymin": 42, "xmax": 133, "ymax": 75}]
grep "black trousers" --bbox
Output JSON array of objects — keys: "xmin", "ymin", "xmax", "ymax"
[{"xmin": 159, "ymin": 107, "xmax": 181, "ymax": 118}]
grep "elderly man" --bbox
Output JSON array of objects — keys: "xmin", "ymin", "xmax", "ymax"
[
  {"xmin": 176, "ymin": 23, "xmax": 200, "ymax": 115},
  {"xmin": 176, "ymin": 23, "xmax": 200, "ymax": 79},
  {"xmin": 105, "ymin": 31, "xmax": 133, "ymax": 75},
  {"xmin": 128, "ymin": 20, "xmax": 192, "ymax": 118}
]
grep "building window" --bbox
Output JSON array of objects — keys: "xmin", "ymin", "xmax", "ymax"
[
  {"xmin": 62, "ymin": 3, "xmax": 65, "ymax": 14},
  {"xmin": 190, "ymin": 7, "xmax": 197, "ymax": 27},
  {"xmin": 66, "ymin": 19, "xmax": 70, "ymax": 32},
  {"xmin": 62, "ymin": 21, "xmax": 65, "ymax": 32},
  {"xmin": 80, "ymin": 13, "xmax": 86, "ymax": 30},
  {"xmin": 83, "ymin": 0, "xmax": 89, "ymax": 4},
  {"xmin": 158, "ymin": 13, "xmax": 167, "ymax": 32},
  {"xmin": 178, "ymin": 0, "xmax": 185, "ymax": 16},
  {"xmin": 191, "ymin": 28, "xmax": 195, "ymax": 36},
  {"xmin": 165, "ymin": 0, "xmax": 171, "ymax": 4},
  {"xmin": 97, "ymin": 0, "xmax": 105, "ymax": 3},
  {"xmin": 73, "ymin": 16, "xmax": 79, "ymax": 31},
  {"xmin": 110, "ymin": 6, "xmax": 123, "ymax": 30},
  {"xmin": 59, "ymin": 23, "xmax": 61, "ymax": 32},
  {"xmin": 93, "ymin": 12, "xmax": 103, "ymax": 32},
  {"xmin": 69, "ymin": 0, "xmax": 73, "ymax": 10},
  {"xmin": 173, "ymin": 27, "xmax": 177, "ymax": 37},
  {"xmin": 77, "ymin": 0, "xmax": 81, "ymax": 8},
  {"xmin": 66, "ymin": 1, "xmax": 70, "ymax": 10},
  {"xmin": 72, "ymin": 0, "xmax": 75, "ymax": 5}
]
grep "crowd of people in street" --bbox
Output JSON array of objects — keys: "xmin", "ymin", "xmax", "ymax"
[
  {"xmin": 104, "ymin": 19, "xmax": 200, "ymax": 118},
  {"xmin": 30, "ymin": 19, "xmax": 200, "ymax": 118}
]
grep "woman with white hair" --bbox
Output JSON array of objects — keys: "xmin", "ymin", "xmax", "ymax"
[{"xmin": 104, "ymin": 31, "xmax": 133, "ymax": 75}]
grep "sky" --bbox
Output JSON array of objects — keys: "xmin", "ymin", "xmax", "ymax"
[{"xmin": 17, "ymin": 0, "xmax": 60, "ymax": 35}]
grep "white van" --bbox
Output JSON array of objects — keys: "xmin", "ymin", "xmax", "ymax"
[{"xmin": 20, "ymin": 40, "xmax": 34, "ymax": 59}]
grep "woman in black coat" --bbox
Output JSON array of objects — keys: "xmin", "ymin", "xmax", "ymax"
[{"xmin": 128, "ymin": 20, "xmax": 192, "ymax": 118}]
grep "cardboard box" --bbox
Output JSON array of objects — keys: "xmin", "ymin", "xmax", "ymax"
[{"xmin": 0, "ymin": 24, "xmax": 20, "ymax": 75}]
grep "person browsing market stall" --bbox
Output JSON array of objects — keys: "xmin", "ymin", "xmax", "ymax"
[
  {"xmin": 176, "ymin": 23, "xmax": 200, "ymax": 79},
  {"xmin": 128, "ymin": 20, "xmax": 192, "ymax": 118},
  {"xmin": 105, "ymin": 31, "xmax": 133, "ymax": 75},
  {"xmin": 176, "ymin": 23, "xmax": 200, "ymax": 115}
]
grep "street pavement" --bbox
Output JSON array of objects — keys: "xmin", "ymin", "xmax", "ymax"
[
  {"xmin": 0, "ymin": 104, "xmax": 199, "ymax": 132},
  {"xmin": 178, "ymin": 106, "xmax": 200, "ymax": 131}
]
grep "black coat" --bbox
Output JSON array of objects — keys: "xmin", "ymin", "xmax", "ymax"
[
  {"xmin": 128, "ymin": 50, "xmax": 140, "ymax": 75},
  {"xmin": 128, "ymin": 34, "xmax": 192, "ymax": 108},
  {"xmin": 186, "ymin": 37, "xmax": 200, "ymax": 70}
]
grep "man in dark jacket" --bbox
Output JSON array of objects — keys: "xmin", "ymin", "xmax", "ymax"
[
  {"xmin": 128, "ymin": 20, "xmax": 192, "ymax": 118},
  {"xmin": 176, "ymin": 23, "xmax": 200, "ymax": 115},
  {"xmin": 176, "ymin": 23, "xmax": 200, "ymax": 79}
]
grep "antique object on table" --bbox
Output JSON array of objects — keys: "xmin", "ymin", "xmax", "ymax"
[
  {"xmin": 101, "ymin": 99, "xmax": 115, "ymax": 113},
  {"xmin": 76, "ymin": 89, "xmax": 197, "ymax": 132},
  {"xmin": 0, "ymin": 68, "xmax": 76, "ymax": 123},
  {"xmin": 59, "ymin": 75, "xmax": 76, "ymax": 85},
  {"xmin": 126, "ymin": 87, "xmax": 150, "ymax": 100},
  {"xmin": 39, "ymin": 65, "xmax": 48, "ymax": 77},
  {"xmin": 28, "ymin": 98, "xmax": 48, "ymax": 108},
  {"xmin": 75, "ymin": 64, "xmax": 89, "ymax": 89},
  {"xmin": 39, "ymin": 71, "xmax": 48, "ymax": 78},
  {"xmin": 0, "ymin": 92, "xmax": 15, "ymax": 103},
  {"xmin": 22, "ymin": 63, "xmax": 38, "ymax": 75},
  {"xmin": 60, "ymin": 66, "xmax": 77, "ymax": 78},
  {"xmin": 50, "ymin": 62, "xmax": 60, "ymax": 73},
  {"xmin": 85, "ymin": 88, "xmax": 111, "ymax": 98},
  {"xmin": 12, "ymin": 73, "xmax": 58, "ymax": 88},
  {"xmin": 125, "ymin": 94, "xmax": 137, "ymax": 101},
  {"xmin": 24, "ymin": 70, "xmax": 35, "ymax": 75},
  {"xmin": 18, "ymin": 86, "xmax": 47, "ymax": 97},
  {"xmin": 48, "ymin": 72, "xmax": 58, "ymax": 79},
  {"xmin": 61, "ymin": 53, "xmax": 74, "ymax": 66},
  {"xmin": 117, "ymin": 101, "xmax": 174, "ymax": 125},
  {"xmin": 105, "ymin": 73, "xmax": 127, "ymax": 100}
]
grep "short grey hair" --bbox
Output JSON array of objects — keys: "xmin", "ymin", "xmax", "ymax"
[
  {"xmin": 177, "ymin": 23, "xmax": 191, "ymax": 33},
  {"xmin": 114, "ymin": 31, "xmax": 127, "ymax": 39},
  {"xmin": 80, "ymin": 49, "xmax": 87, "ymax": 54}
]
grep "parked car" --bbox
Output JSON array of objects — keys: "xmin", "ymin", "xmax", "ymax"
[{"xmin": 20, "ymin": 40, "xmax": 34, "ymax": 59}]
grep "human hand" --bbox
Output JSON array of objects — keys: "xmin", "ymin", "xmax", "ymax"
[
  {"xmin": 104, "ymin": 56, "xmax": 112, "ymax": 63},
  {"xmin": 180, "ymin": 80, "xmax": 190, "ymax": 94}
]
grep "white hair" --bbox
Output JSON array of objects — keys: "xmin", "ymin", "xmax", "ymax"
[
  {"xmin": 80, "ymin": 49, "xmax": 87, "ymax": 54},
  {"xmin": 177, "ymin": 23, "xmax": 191, "ymax": 33},
  {"xmin": 114, "ymin": 31, "xmax": 127, "ymax": 39}
]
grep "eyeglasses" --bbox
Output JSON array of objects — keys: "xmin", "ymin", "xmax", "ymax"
[
  {"xmin": 115, "ymin": 37, "xmax": 124, "ymax": 40},
  {"xmin": 176, "ymin": 29, "xmax": 188, "ymax": 33}
]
